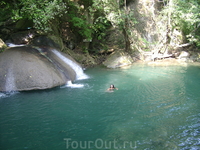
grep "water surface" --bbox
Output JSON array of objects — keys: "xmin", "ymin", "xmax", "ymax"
[{"xmin": 0, "ymin": 64, "xmax": 200, "ymax": 150}]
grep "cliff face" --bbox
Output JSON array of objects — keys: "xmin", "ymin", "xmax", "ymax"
[
  {"xmin": 116, "ymin": 0, "xmax": 189, "ymax": 60},
  {"xmin": 129, "ymin": 0, "xmax": 160, "ymax": 50}
]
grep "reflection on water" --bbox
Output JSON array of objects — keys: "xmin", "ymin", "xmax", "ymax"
[{"xmin": 0, "ymin": 64, "xmax": 200, "ymax": 150}]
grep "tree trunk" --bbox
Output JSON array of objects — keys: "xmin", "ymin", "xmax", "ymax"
[{"xmin": 122, "ymin": 26, "xmax": 131, "ymax": 52}]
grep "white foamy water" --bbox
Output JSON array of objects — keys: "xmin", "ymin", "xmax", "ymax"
[
  {"xmin": 7, "ymin": 43, "xmax": 25, "ymax": 47},
  {"xmin": 61, "ymin": 81, "xmax": 84, "ymax": 88},
  {"xmin": 0, "ymin": 92, "xmax": 18, "ymax": 99},
  {"xmin": 5, "ymin": 68, "xmax": 16, "ymax": 92},
  {"xmin": 0, "ymin": 93, "xmax": 6, "ymax": 98},
  {"xmin": 52, "ymin": 49, "xmax": 89, "ymax": 80}
]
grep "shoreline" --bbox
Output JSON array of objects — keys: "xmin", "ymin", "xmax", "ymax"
[{"xmin": 133, "ymin": 58, "xmax": 200, "ymax": 67}]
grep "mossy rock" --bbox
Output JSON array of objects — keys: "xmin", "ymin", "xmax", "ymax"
[
  {"xmin": 103, "ymin": 51, "xmax": 134, "ymax": 68},
  {"xmin": 15, "ymin": 19, "xmax": 33, "ymax": 30},
  {"xmin": 31, "ymin": 35, "xmax": 64, "ymax": 51},
  {"xmin": 0, "ymin": 38, "xmax": 7, "ymax": 53},
  {"xmin": 65, "ymin": 49, "xmax": 97, "ymax": 67},
  {"xmin": 48, "ymin": 35, "xmax": 65, "ymax": 51}
]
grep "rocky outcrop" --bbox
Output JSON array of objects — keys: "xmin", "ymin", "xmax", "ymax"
[
  {"xmin": 176, "ymin": 51, "xmax": 200, "ymax": 62},
  {"xmin": 177, "ymin": 51, "xmax": 190, "ymax": 59},
  {"xmin": 188, "ymin": 52, "xmax": 200, "ymax": 62},
  {"xmin": 9, "ymin": 30, "xmax": 37, "ymax": 44},
  {"xmin": 0, "ymin": 38, "xmax": 7, "ymax": 52},
  {"xmin": 0, "ymin": 46, "xmax": 79, "ymax": 92},
  {"xmin": 31, "ymin": 35, "xmax": 65, "ymax": 51},
  {"xmin": 103, "ymin": 51, "xmax": 133, "ymax": 68}
]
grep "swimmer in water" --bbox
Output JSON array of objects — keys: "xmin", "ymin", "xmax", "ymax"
[{"xmin": 107, "ymin": 84, "xmax": 118, "ymax": 91}]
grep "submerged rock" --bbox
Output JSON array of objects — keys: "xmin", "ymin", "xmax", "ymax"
[
  {"xmin": 0, "ymin": 46, "xmax": 79, "ymax": 92},
  {"xmin": 103, "ymin": 51, "xmax": 133, "ymax": 68}
]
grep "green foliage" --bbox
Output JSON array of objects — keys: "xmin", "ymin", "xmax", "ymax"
[
  {"xmin": 92, "ymin": 0, "xmax": 137, "ymax": 29},
  {"xmin": 0, "ymin": 47, "xmax": 6, "ymax": 53},
  {"xmin": 92, "ymin": 16, "xmax": 110, "ymax": 40},
  {"xmin": 67, "ymin": 2, "xmax": 86, "ymax": 39},
  {"xmin": 67, "ymin": 1, "xmax": 111, "ymax": 42},
  {"xmin": 0, "ymin": 42, "xmax": 7, "ymax": 53},
  {"xmin": 12, "ymin": 0, "xmax": 67, "ymax": 31},
  {"xmin": 68, "ymin": 14, "xmax": 93, "ymax": 40},
  {"xmin": 0, "ymin": 1, "xmax": 14, "ymax": 22},
  {"xmin": 2, "ymin": 0, "xmax": 199, "ymax": 53},
  {"xmin": 161, "ymin": 0, "xmax": 200, "ymax": 46}
]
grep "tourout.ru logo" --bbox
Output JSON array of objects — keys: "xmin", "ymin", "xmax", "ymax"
[{"xmin": 64, "ymin": 138, "xmax": 137, "ymax": 149}]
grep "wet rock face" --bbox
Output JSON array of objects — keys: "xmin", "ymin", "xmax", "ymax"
[{"xmin": 0, "ymin": 46, "xmax": 77, "ymax": 92}]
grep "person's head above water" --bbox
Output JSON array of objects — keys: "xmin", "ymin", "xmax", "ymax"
[
  {"xmin": 107, "ymin": 84, "xmax": 118, "ymax": 91},
  {"xmin": 110, "ymin": 84, "xmax": 115, "ymax": 88}
]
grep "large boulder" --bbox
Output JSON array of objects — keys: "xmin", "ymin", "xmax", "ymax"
[
  {"xmin": 0, "ymin": 46, "xmax": 78, "ymax": 92},
  {"xmin": 103, "ymin": 51, "xmax": 133, "ymax": 68},
  {"xmin": 177, "ymin": 51, "xmax": 190, "ymax": 59},
  {"xmin": 189, "ymin": 52, "xmax": 200, "ymax": 62}
]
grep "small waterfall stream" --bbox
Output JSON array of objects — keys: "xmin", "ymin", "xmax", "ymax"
[
  {"xmin": 6, "ymin": 43, "xmax": 25, "ymax": 47},
  {"xmin": 51, "ymin": 49, "xmax": 89, "ymax": 80},
  {"xmin": 1, "ymin": 45, "xmax": 89, "ymax": 92},
  {"xmin": 3, "ymin": 43, "xmax": 21, "ymax": 93},
  {"xmin": 5, "ymin": 67, "xmax": 16, "ymax": 92},
  {"xmin": 64, "ymin": 81, "xmax": 84, "ymax": 88}
]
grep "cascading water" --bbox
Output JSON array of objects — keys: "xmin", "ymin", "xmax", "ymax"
[
  {"xmin": 51, "ymin": 49, "xmax": 89, "ymax": 80},
  {"xmin": 6, "ymin": 43, "xmax": 25, "ymax": 47},
  {"xmin": 63, "ymin": 81, "xmax": 84, "ymax": 88},
  {"xmin": 29, "ymin": 47, "xmax": 88, "ymax": 88},
  {"xmin": 0, "ymin": 93, "xmax": 6, "ymax": 98},
  {"xmin": 5, "ymin": 67, "xmax": 16, "ymax": 92}
]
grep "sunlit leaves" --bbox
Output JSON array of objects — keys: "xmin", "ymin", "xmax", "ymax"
[
  {"xmin": 161, "ymin": 0, "xmax": 200, "ymax": 46},
  {"xmin": 92, "ymin": 0, "xmax": 137, "ymax": 28}
]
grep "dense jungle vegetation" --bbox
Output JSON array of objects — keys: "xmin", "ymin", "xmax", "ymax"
[{"xmin": 0, "ymin": 0, "xmax": 200, "ymax": 56}]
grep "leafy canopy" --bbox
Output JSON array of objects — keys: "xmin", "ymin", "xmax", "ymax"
[
  {"xmin": 12, "ymin": 0, "xmax": 67, "ymax": 31},
  {"xmin": 161, "ymin": 0, "xmax": 200, "ymax": 46}
]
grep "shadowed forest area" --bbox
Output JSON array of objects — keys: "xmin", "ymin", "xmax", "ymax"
[{"xmin": 0, "ymin": 0, "xmax": 200, "ymax": 65}]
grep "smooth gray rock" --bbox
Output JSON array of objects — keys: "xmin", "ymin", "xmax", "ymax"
[
  {"xmin": 0, "ymin": 46, "xmax": 77, "ymax": 92},
  {"xmin": 103, "ymin": 51, "xmax": 133, "ymax": 68}
]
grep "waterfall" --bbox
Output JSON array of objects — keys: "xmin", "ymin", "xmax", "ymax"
[
  {"xmin": 64, "ymin": 81, "xmax": 84, "ymax": 88},
  {"xmin": 5, "ymin": 67, "xmax": 16, "ymax": 92},
  {"xmin": 0, "ymin": 93, "xmax": 6, "ymax": 98},
  {"xmin": 7, "ymin": 43, "xmax": 25, "ymax": 47},
  {"xmin": 52, "ymin": 49, "xmax": 89, "ymax": 80}
]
